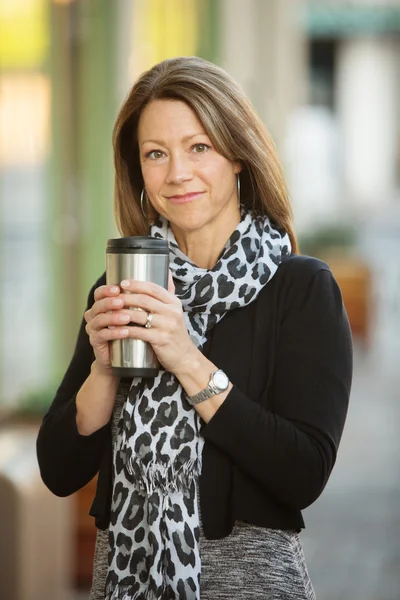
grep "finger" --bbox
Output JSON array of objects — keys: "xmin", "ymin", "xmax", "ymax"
[
  {"xmin": 128, "ymin": 309, "xmax": 150, "ymax": 328},
  {"xmin": 88, "ymin": 324, "xmax": 130, "ymax": 344},
  {"xmin": 120, "ymin": 294, "xmax": 184, "ymax": 327},
  {"xmin": 125, "ymin": 324, "xmax": 168, "ymax": 346},
  {"xmin": 86, "ymin": 295, "xmax": 125, "ymax": 322},
  {"xmin": 94, "ymin": 284, "xmax": 121, "ymax": 302},
  {"xmin": 127, "ymin": 308, "xmax": 170, "ymax": 330},
  {"xmin": 88, "ymin": 309, "xmax": 132, "ymax": 332},
  {"xmin": 120, "ymin": 279, "xmax": 178, "ymax": 305},
  {"xmin": 119, "ymin": 292, "xmax": 165, "ymax": 315}
]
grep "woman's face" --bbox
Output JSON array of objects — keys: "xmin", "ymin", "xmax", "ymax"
[{"xmin": 137, "ymin": 99, "xmax": 241, "ymax": 237}]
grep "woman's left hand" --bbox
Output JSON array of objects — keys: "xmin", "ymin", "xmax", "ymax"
[{"xmin": 118, "ymin": 273, "xmax": 200, "ymax": 375}]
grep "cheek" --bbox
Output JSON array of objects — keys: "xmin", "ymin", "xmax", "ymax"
[
  {"xmin": 142, "ymin": 165, "xmax": 165, "ymax": 194},
  {"xmin": 201, "ymin": 160, "xmax": 236, "ymax": 196},
  {"xmin": 200, "ymin": 158, "xmax": 225, "ymax": 183}
]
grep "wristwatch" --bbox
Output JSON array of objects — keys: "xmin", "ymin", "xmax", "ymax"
[{"xmin": 187, "ymin": 369, "xmax": 230, "ymax": 405}]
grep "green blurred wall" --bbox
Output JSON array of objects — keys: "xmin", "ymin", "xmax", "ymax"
[
  {"xmin": 49, "ymin": 0, "xmax": 220, "ymax": 378},
  {"xmin": 49, "ymin": 0, "xmax": 117, "ymax": 376}
]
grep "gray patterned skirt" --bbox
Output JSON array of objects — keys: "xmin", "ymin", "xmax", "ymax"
[
  {"xmin": 199, "ymin": 521, "xmax": 315, "ymax": 600},
  {"xmin": 90, "ymin": 516, "xmax": 315, "ymax": 600}
]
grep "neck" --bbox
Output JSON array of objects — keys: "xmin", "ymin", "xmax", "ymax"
[{"xmin": 171, "ymin": 209, "xmax": 241, "ymax": 269}]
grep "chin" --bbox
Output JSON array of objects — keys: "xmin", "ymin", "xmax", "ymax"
[
  {"xmin": 176, "ymin": 217, "xmax": 210, "ymax": 233},
  {"xmin": 169, "ymin": 211, "xmax": 210, "ymax": 233}
]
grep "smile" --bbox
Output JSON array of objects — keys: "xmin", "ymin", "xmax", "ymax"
[{"xmin": 167, "ymin": 192, "xmax": 204, "ymax": 205}]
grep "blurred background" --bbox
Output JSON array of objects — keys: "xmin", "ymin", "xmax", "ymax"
[{"xmin": 0, "ymin": 0, "xmax": 399, "ymax": 599}]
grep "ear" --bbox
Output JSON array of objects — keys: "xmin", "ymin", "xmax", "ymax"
[{"xmin": 233, "ymin": 161, "xmax": 243, "ymax": 175}]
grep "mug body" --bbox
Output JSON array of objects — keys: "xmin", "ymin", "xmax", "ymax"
[{"xmin": 106, "ymin": 237, "xmax": 169, "ymax": 377}]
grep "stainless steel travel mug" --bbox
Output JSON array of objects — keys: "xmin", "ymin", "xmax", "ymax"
[{"xmin": 106, "ymin": 236, "xmax": 169, "ymax": 377}]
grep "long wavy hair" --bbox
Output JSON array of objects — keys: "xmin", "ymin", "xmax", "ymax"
[{"xmin": 113, "ymin": 56, "xmax": 298, "ymax": 253}]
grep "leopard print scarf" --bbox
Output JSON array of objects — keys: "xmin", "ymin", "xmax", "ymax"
[{"xmin": 105, "ymin": 208, "xmax": 291, "ymax": 599}]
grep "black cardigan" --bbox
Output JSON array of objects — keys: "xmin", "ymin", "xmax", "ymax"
[{"xmin": 36, "ymin": 255, "xmax": 352, "ymax": 539}]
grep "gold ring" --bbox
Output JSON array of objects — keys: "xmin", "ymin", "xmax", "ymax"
[{"xmin": 144, "ymin": 312, "xmax": 153, "ymax": 329}]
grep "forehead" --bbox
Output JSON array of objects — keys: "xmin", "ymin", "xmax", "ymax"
[{"xmin": 138, "ymin": 99, "xmax": 206, "ymax": 141}]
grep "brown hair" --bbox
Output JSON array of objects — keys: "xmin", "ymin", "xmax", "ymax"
[{"xmin": 113, "ymin": 56, "xmax": 298, "ymax": 253}]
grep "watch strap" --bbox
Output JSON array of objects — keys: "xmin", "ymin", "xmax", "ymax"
[
  {"xmin": 187, "ymin": 370, "xmax": 228, "ymax": 405},
  {"xmin": 188, "ymin": 381, "xmax": 218, "ymax": 404}
]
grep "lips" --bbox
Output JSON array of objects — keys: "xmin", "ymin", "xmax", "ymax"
[{"xmin": 167, "ymin": 191, "xmax": 204, "ymax": 204}]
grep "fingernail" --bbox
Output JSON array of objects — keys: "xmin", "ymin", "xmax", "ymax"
[
  {"xmin": 120, "ymin": 280, "xmax": 130, "ymax": 288},
  {"xmin": 110, "ymin": 286, "xmax": 119, "ymax": 293},
  {"xmin": 120, "ymin": 328, "xmax": 129, "ymax": 336}
]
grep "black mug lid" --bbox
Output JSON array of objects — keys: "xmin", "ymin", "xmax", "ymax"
[{"xmin": 107, "ymin": 236, "xmax": 168, "ymax": 250}]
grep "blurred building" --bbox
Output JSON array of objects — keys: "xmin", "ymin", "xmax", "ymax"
[
  {"xmin": 298, "ymin": 0, "xmax": 400, "ymax": 362},
  {"xmin": 289, "ymin": 0, "xmax": 400, "ymax": 233}
]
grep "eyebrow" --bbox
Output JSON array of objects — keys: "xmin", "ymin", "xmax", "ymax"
[{"xmin": 140, "ymin": 133, "xmax": 208, "ymax": 147}]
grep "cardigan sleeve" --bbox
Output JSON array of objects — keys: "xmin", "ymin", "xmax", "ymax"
[
  {"xmin": 201, "ymin": 266, "xmax": 353, "ymax": 510},
  {"xmin": 36, "ymin": 273, "xmax": 111, "ymax": 497}
]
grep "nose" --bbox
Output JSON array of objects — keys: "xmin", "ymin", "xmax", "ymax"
[{"xmin": 166, "ymin": 153, "xmax": 193, "ymax": 185}]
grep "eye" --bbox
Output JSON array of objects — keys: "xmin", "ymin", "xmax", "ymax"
[
  {"xmin": 192, "ymin": 143, "xmax": 210, "ymax": 154},
  {"xmin": 146, "ymin": 149, "xmax": 165, "ymax": 160}
]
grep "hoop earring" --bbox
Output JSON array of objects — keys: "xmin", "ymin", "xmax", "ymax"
[
  {"xmin": 237, "ymin": 174, "xmax": 241, "ymax": 206},
  {"xmin": 140, "ymin": 188, "xmax": 148, "ymax": 219}
]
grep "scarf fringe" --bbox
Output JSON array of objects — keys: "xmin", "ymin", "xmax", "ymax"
[
  {"xmin": 125, "ymin": 456, "xmax": 202, "ymax": 496},
  {"xmin": 105, "ymin": 584, "xmax": 164, "ymax": 600}
]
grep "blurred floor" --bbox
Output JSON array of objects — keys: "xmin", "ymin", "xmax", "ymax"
[
  {"xmin": 72, "ymin": 325, "xmax": 400, "ymax": 600},
  {"xmin": 302, "ymin": 337, "xmax": 400, "ymax": 600}
]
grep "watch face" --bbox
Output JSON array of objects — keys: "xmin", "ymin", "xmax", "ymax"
[{"xmin": 213, "ymin": 370, "xmax": 229, "ymax": 390}]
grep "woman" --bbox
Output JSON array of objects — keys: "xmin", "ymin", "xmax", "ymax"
[{"xmin": 37, "ymin": 56, "xmax": 352, "ymax": 600}]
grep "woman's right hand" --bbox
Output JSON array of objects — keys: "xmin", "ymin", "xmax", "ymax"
[{"xmin": 84, "ymin": 284, "xmax": 131, "ymax": 375}]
